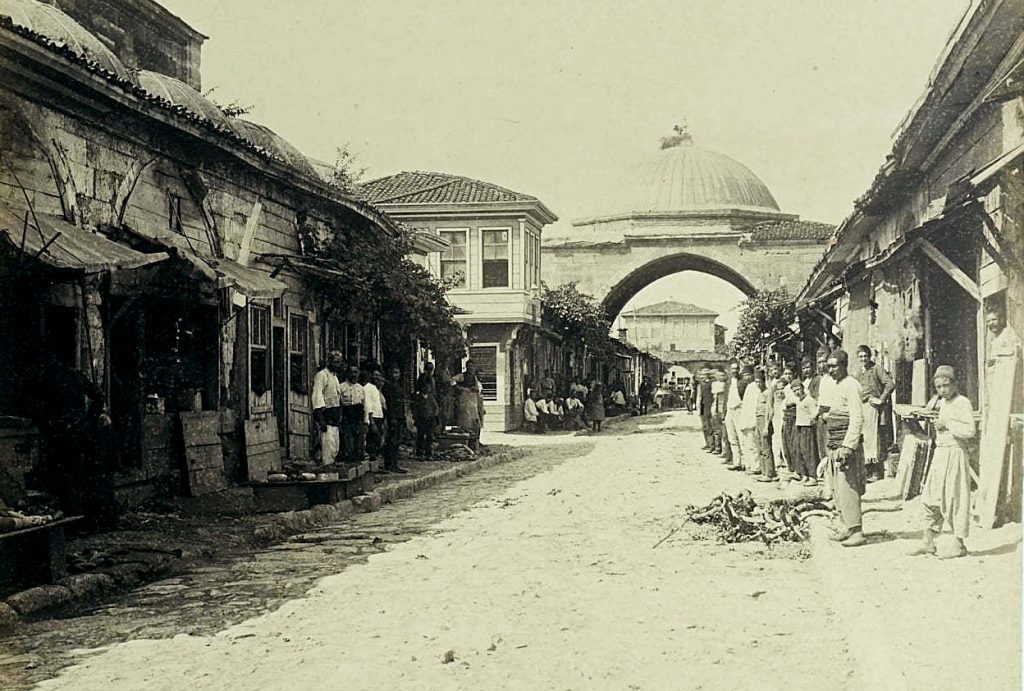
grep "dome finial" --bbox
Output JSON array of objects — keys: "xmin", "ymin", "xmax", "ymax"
[{"xmin": 660, "ymin": 121, "xmax": 693, "ymax": 149}]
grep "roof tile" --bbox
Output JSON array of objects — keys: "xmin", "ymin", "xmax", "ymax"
[
  {"xmin": 746, "ymin": 219, "xmax": 835, "ymax": 242},
  {"xmin": 361, "ymin": 171, "xmax": 538, "ymax": 205},
  {"xmin": 628, "ymin": 300, "xmax": 718, "ymax": 316}
]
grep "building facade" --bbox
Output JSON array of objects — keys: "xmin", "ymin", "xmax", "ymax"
[
  {"xmin": 0, "ymin": 0, "xmax": 410, "ymax": 510},
  {"xmin": 618, "ymin": 300, "xmax": 719, "ymax": 353},
  {"xmin": 361, "ymin": 171, "xmax": 559, "ymax": 431},
  {"xmin": 542, "ymin": 129, "xmax": 835, "ymax": 318},
  {"xmin": 797, "ymin": 0, "xmax": 1024, "ymax": 527}
]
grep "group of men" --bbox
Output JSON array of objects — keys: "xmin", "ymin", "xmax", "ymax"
[
  {"xmin": 523, "ymin": 390, "xmax": 586, "ymax": 432},
  {"xmin": 311, "ymin": 351, "xmax": 408, "ymax": 474},
  {"xmin": 693, "ymin": 347, "xmax": 899, "ymax": 548}
]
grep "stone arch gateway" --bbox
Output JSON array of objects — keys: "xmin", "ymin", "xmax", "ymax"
[{"xmin": 541, "ymin": 129, "xmax": 835, "ymax": 318}]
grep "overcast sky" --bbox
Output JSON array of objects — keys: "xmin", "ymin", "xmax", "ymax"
[{"xmin": 160, "ymin": 0, "xmax": 970, "ymax": 328}]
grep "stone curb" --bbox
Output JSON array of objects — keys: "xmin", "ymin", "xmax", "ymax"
[
  {"xmin": 0, "ymin": 446, "xmax": 529, "ymax": 633},
  {"xmin": 257, "ymin": 447, "xmax": 527, "ymax": 541}
]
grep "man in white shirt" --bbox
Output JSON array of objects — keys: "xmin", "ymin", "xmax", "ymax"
[
  {"xmin": 738, "ymin": 365, "xmax": 761, "ymax": 474},
  {"xmin": 339, "ymin": 365, "xmax": 366, "ymax": 464},
  {"xmin": 363, "ymin": 369, "xmax": 385, "ymax": 463},
  {"xmin": 724, "ymin": 360, "xmax": 747, "ymax": 470},
  {"xmin": 312, "ymin": 351, "xmax": 343, "ymax": 466},
  {"xmin": 822, "ymin": 349, "xmax": 867, "ymax": 547},
  {"xmin": 524, "ymin": 392, "xmax": 540, "ymax": 433},
  {"xmin": 536, "ymin": 394, "xmax": 550, "ymax": 431}
]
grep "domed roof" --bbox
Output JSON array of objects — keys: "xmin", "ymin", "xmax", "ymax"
[
  {"xmin": 609, "ymin": 129, "xmax": 780, "ymax": 217},
  {"xmin": 0, "ymin": 0, "xmax": 132, "ymax": 82},
  {"xmin": 229, "ymin": 118, "xmax": 318, "ymax": 178},
  {"xmin": 137, "ymin": 70, "xmax": 236, "ymax": 132}
]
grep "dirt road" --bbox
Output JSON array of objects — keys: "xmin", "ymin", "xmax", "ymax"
[{"xmin": 3, "ymin": 411, "xmax": 1018, "ymax": 690}]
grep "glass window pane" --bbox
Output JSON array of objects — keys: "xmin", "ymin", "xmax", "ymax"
[
  {"xmin": 442, "ymin": 261, "xmax": 466, "ymax": 288},
  {"xmin": 482, "ymin": 259, "xmax": 508, "ymax": 288}
]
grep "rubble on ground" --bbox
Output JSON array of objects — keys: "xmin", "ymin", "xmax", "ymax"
[{"xmin": 686, "ymin": 490, "xmax": 834, "ymax": 545}]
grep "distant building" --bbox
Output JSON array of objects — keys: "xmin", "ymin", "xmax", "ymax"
[
  {"xmin": 361, "ymin": 171, "xmax": 559, "ymax": 431},
  {"xmin": 618, "ymin": 300, "xmax": 720, "ymax": 353}
]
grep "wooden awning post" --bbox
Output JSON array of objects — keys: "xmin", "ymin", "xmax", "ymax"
[{"xmin": 918, "ymin": 239, "xmax": 982, "ymax": 302}]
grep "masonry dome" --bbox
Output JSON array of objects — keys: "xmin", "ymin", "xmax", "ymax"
[
  {"xmin": 602, "ymin": 129, "xmax": 780, "ymax": 218},
  {"xmin": 0, "ymin": 0, "xmax": 133, "ymax": 82},
  {"xmin": 229, "ymin": 118, "xmax": 318, "ymax": 179},
  {"xmin": 137, "ymin": 70, "xmax": 236, "ymax": 131}
]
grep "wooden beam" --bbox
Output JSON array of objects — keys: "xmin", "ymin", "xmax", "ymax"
[
  {"xmin": 236, "ymin": 199, "xmax": 263, "ymax": 266},
  {"xmin": 972, "ymin": 203, "xmax": 1024, "ymax": 274},
  {"xmin": 919, "ymin": 239, "xmax": 982, "ymax": 302}
]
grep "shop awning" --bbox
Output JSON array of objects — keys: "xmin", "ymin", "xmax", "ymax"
[
  {"xmin": 173, "ymin": 248, "xmax": 287, "ymax": 299},
  {"xmin": 0, "ymin": 207, "xmax": 167, "ymax": 272},
  {"xmin": 121, "ymin": 227, "xmax": 287, "ymax": 299}
]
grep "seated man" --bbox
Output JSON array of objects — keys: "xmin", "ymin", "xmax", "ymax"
[
  {"xmin": 564, "ymin": 393, "xmax": 584, "ymax": 429},
  {"xmin": 524, "ymin": 391, "xmax": 541, "ymax": 433},
  {"xmin": 549, "ymin": 396, "xmax": 565, "ymax": 430},
  {"xmin": 609, "ymin": 388, "xmax": 626, "ymax": 412},
  {"xmin": 536, "ymin": 393, "xmax": 551, "ymax": 431}
]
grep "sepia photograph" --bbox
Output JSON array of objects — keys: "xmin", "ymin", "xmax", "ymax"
[{"xmin": 0, "ymin": 0, "xmax": 1021, "ymax": 688}]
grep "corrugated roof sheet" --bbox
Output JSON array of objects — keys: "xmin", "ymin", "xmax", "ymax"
[
  {"xmin": 629, "ymin": 300, "xmax": 718, "ymax": 316},
  {"xmin": 746, "ymin": 219, "xmax": 835, "ymax": 242},
  {"xmin": 0, "ymin": 206, "xmax": 166, "ymax": 272},
  {"xmin": 362, "ymin": 171, "xmax": 539, "ymax": 205}
]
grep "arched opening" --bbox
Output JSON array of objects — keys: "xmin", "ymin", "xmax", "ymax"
[{"xmin": 602, "ymin": 252, "xmax": 757, "ymax": 319}]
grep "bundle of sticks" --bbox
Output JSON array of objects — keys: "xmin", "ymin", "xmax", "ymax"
[{"xmin": 686, "ymin": 490, "xmax": 834, "ymax": 545}]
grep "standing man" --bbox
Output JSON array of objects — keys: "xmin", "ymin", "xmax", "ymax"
[
  {"xmin": 698, "ymin": 367, "xmax": 715, "ymax": 451},
  {"xmin": 724, "ymin": 360, "xmax": 745, "ymax": 469},
  {"xmin": 363, "ymin": 369, "xmax": 386, "ymax": 464},
  {"xmin": 381, "ymin": 365, "xmax": 409, "ymax": 474},
  {"xmin": 822, "ymin": 349, "xmax": 867, "ymax": 547},
  {"xmin": 339, "ymin": 364, "xmax": 366, "ymax": 464},
  {"xmin": 711, "ymin": 367, "xmax": 728, "ymax": 456},
  {"xmin": 540, "ymin": 369, "xmax": 556, "ymax": 399},
  {"xmin": 413, "ymin": 361, "xmax": 439, "ymax": 459},
  {"xmin": 737, "ymin": 365, "xmax": 761, "ymax": 475},
  {"xmin": 638, "ymin": 376, "xmax": 653, "ymax": 415},
  {"xmin": 312, "ymin": 350, "xmax": 343, "ymax": 466},
  {"xmin": 856, "ymin": 345, "xmax": 895, "ymax": 482},
  {"xmin": 454, "ymin": 360, "xmax": 485, "ymax": 449}
]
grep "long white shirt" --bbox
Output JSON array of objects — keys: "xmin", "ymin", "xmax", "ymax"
[
  {"xmin": 828, "ymin": 375, "xmax": 864, "ymax": 449},
  {"xmin": 524, "ymin": 398, "xmax": 538, "ymax": 422},
  {"xmin": 312, "ymin": 368, "xmax": 340, "ymax": 410},
  {"xmin": 740, "ymin": 381, "xmax": 760, "ymax": 430},
  {"xmin": 818, "ymin": 375, "xmax": 836, "ymax": 410},
  {"xmin": 794, "ymin": 394, "xmax": 819, "ymax": 426},
  {"xmin": 338, "ymin": 380, "xmax": 365, "ymax": 407},
  {"xmin": 930, "ymin": 394, "xmax": 975, "ymax": 448},
  {"xmin": 727, "ymin": 378, "xmax": 744, "ymax": 412},
  {"xmin": 363, "ymin": 382, "xmax": 384, "ymax": 419}
]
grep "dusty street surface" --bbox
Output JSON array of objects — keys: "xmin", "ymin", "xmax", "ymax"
[{"xmin": 3, "ymin": 411, "xmax": 1019, "ymax": 690}]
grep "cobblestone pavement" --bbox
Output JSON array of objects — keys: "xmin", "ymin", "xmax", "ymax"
[
  {"xmin": 5, "ymin": 411, "xmax": 1017, "ymax": 690},
  {"xmin": 1, "ymin": 437, "xmax": 595, "ymax": 689}
]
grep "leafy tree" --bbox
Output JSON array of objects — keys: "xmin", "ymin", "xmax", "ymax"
[
  {"xmin": 303, "ymin": 221, "xmax": 466, "ymax": 365},
  {"xmin": 542, "ymin": 282, "xmax": 615, "ymax": 360},
  {"xmin": 730, "ymin": 287, "xmax": 796, "ymax": 361}
]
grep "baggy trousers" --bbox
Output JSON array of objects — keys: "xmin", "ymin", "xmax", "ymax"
[{"xmin": 725, "ymin": 410, "xmax": 744, "ymax": 467}]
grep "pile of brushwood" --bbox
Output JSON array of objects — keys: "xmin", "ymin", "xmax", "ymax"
[{"xmin": 686, "ymin": 490, "xmax": 833, "ymax": 545}]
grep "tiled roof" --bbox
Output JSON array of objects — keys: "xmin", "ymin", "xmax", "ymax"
[
  {"xmin": 746, "ymin": 219, "xmax": 835, "ymax": 242},
  {"xmin": 361, "ymin": 171, "xmax": 539, "ymax": 205},
  {"xmin": 628, "ymin": 300, "xmax": 718, "ymax": 317}
]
